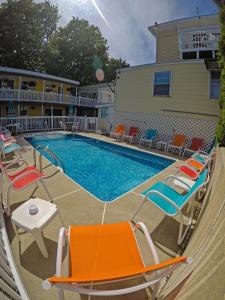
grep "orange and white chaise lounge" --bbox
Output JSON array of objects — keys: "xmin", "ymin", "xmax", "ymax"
[
  {"xmin": 110, "ymin": 124, "xmax": 126, "ymax": 140},
  {"xmin": 43, "ymin": 221, "xmax": 190, "ymax": 298}
]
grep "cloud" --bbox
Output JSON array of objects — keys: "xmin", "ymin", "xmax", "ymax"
[{"xmin": 49, "ymin": 0, "xmax": 218, "ymax": 65}]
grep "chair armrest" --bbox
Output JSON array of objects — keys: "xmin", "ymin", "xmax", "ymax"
[
  {"xmin": 134, "ymin": 222, "xmax": 159, "ymax": 265},
  {"xmin": 56, "ymin": 228, "xmax": 67, "ymax": 276},
  {"xmin": 5, "ymin": 159, "xmax": 28, "ymax": 173},
  {"xmin": 195, "ymin": 149, "xmax": 208, "ymax": 156}
]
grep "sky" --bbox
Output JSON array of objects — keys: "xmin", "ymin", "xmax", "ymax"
[
  {"xmin": 0, "ymin": 0, "xmax": 219, "ymax": 66},
  {"xmin": 50, "ymin": 0, "xmax": 219, "ymax": 66}
]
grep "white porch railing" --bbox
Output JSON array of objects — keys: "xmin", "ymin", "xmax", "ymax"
[
  {"xmin": 0, "ymin": 89, "xmax": 98, "ymax": 107},
  {"xmin": 0, "ymin": 209, "xmax": 30, "ymax": 300},
  {"xmin": 179, "ymin": 29, "xmax": 220, "ymax": 52},
  {"xmin": 0, "ymin": 116, "xmax": 99, "ymax": 132}
]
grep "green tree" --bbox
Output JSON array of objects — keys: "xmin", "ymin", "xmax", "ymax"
[
  {"xmin": 104, "ymin": 58, "xmax": 129, "ymax": 83},
  {"xmin": 214, "ymin": 0, "xmax": 225, "ymax": 145},
  {"xmin": 46, "ymin": 17, "xmax": 129, "ymax": 85},
  {"xmin": 0, "ymin": 0, "xmax": 59, "ymax": 71},
  {"xmin": 46, "ymin": 17, "xmax": 109, "ymax": 85}
]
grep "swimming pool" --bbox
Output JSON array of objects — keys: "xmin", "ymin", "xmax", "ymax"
[{"xmin": 26, "ymin": 134, "xmax": 175, "ymax": 202}]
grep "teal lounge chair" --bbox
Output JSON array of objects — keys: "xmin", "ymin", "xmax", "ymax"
[
  {"xmin": 0, "ymin": 140, "xmax": 21, "ymax": 159},
  {"xmin": 132, "ymin": 169, "xmax": 208, "ymax": 245},
  {"xmin": 139, "ymin": 129, "xmax": 157, "ymax": 148}
]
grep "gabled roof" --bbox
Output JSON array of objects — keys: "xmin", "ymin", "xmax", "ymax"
[{"xmin": 0, "ymin": 67, "xmax": 80, "ymax": 85}]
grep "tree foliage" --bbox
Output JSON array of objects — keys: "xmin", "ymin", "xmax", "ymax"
[
  {"xmin": 46, "ymin": 17, "xmax": 109, "ymax": 85},
  {"xmin": 0, "ymin": 0, "xmax": 129, "ymax": 84},
  {"xmin": 0, "ymin": 0, "xmax": 59, "ymax": 70},
  {"xmin": 215, "ymin": 0, "xmax": 225, "ymax": 145}
]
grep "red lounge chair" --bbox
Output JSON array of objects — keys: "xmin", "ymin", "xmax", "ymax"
[
  {"xmin": 122, "ymin": 127, "xmax": 138, "ymax": 144},
  {"xmin": 182, "ymin": 137, "xmax": 204, "ymax": 158},
  {"xmin": 0, "ymin": 159, "xmax": 53, "ymax": 215}
]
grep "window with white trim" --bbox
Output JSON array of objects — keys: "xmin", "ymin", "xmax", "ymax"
[
  {"xmin": 210, "ymin": 71, "xmax": 221, "ymax": 99},
  {"xmin": 153, "ymin": 71, "xmax": 171, "ymax": 96}
]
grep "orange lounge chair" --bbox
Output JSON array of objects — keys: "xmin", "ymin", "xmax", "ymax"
[
  {"xmin": 182, "ymin": 137, "xmax": 204, "ymax": 158},
  {"xmin": 110, "ymin": 124, "xmax": 126, "ymax": 140},
  {"xmin": 43, "ymin": 221, "xmax": 190, "ymax": 298},
  {"xmin": 122, "ymin": 127, "xmax": 138, "ymax": 144},
  {"xmin": 167, "ymin": 133, "xmax": 186, "ymax": 157}
]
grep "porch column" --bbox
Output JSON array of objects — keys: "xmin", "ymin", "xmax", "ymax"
[
  {"xmin": 59, "ymin": 83, "xmax": 63, "ymax": 103},
  {"xmin": 17, "ymin": 104, "xmax": 20, "ymax": 117},
  {"xmin": 42, "ymin": 80, "xmax": 45, "ymax": 102},
  {"xmin": 18, "ymin": 76, "xmax": 22, "ymax": 102},
  {"xmin": 51, "ymin": 105, "xmax": 54, "ymax": 129},
  {"xmin": 41, "ymin": 104, "xmax": 44, "ymax": 116}
]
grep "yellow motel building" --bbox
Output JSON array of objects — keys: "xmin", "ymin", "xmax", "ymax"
[
  {"xmin": 0, "ymin": 67, "xmax": 115, "ymax": 132},
  {"xmin": 115, "ymin": 14, "xmax": 220, "ymax": 148},
  {"xmin": 0, "ymin": 68, "xmax": 83, "ymax": 117}
]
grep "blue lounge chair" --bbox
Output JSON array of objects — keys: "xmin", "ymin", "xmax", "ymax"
[
  {"xmin": 132, "ymin": 169, "xmax": 208, "ymax": 245},
  {"xmin": 139, "ymin": 129, "xmax": 157, "ymax": 148},
  {"xmin": 0, "ymin": 140, "xmax": 21, "ymax": 159}
]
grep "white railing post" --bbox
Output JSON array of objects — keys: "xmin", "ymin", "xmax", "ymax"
[
  {"xmin": 51, "ymin": 106, "xmax": 54, "ymax": 130},
  {"xmin": 84, "ymin": 116, "xmax": 88, "ymax": 131}
]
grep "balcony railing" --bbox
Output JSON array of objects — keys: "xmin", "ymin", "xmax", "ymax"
[
  {"xmin": 179, "ymin": 29, "xmax": 220, "ymax": 52},
  {"xmin": 0, "ymin": 89, "xmax": 100, "ymax": 107}
]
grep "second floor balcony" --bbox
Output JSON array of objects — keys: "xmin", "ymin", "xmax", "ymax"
[
  {"xmin": 179, "ymin": 28, "xmax": 220, "ymax": 53},
  {"xmin": 0, "ymin": 88, "xmax": 113, "ymax": 107}
]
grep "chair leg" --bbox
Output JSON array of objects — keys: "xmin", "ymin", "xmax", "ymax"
[
  {"xmin": 6, "ymin": 185, "xmax": 12, "ymax": 216},
  {"xmin": 40, "ymin": 180, "xmax": 53, "ymax": 203},
  {"xmin": 177, "ymin": 203, "xmax": 195, "ymax": 245},
  {"xmin": 32, "ymin": 229, "xmax": 48, "ymax": 258},
  {"xmin": 57, "ymin": 288, "xmax": 65, "ymax": 300}
]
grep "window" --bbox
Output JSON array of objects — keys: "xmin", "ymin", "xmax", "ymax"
[
  {"xmin": 210, "ymin": 71, "xmax": 221, "ymax": 99},
  {"xmin": 153, "ymin": 71, "xmax": 171, "ymax": 96},
  {"xmin": 182, "ymin": 51, "xmax": 197, "ymax": 60},
  {"xmin": 101, "ymin": 107, "xmax": 108, "ymax": 118},
  {"xmin": 20, "ymin": 105, "xmax": 27, "ymax": 116},
  {"xmin": 21, "ymin": 80, "xmax": 36, "ymax": 90},
  {"xmin": 199, "ymin": 50, "xmax": 213, "ymax": 59},
  {"xmin": 0, "ymin": 78, "xmax": 14, "ymax": 89}
]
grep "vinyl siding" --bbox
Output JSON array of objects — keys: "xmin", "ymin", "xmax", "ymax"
[
  {"xmin": 156, "ymin": 32, "xmax": 180, "ymax": 63},
  {"xmin": 116, "ymin": 61, "xmax": 219, "ymax": 121}
]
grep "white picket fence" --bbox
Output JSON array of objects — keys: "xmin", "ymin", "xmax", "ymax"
[
  {"xmin": 0, "ymin": 116, "xmax": 98, "ymax": 132},
  {"xmin": 0, "ymin": 209, "xmax": 30, "ymax": 300}
]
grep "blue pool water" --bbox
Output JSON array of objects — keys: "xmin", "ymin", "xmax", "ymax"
[{"xmin": 26, "ymin": 134, "xmax": 174, "ymax": 202}]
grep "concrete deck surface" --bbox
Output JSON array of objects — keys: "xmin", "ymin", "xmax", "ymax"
[{"xmin": 3, "ymin": 132, "xmax": 192, "ymax": 300}]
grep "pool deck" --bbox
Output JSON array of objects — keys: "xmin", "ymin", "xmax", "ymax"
[{"xmin": 4, "ymin": 131, "xmax": 189, "ymax": 300}]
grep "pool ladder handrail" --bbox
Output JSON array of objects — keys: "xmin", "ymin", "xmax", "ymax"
[{"xmin": 33, "ymin": 144, "xmax": 65, "ymax": 179}]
